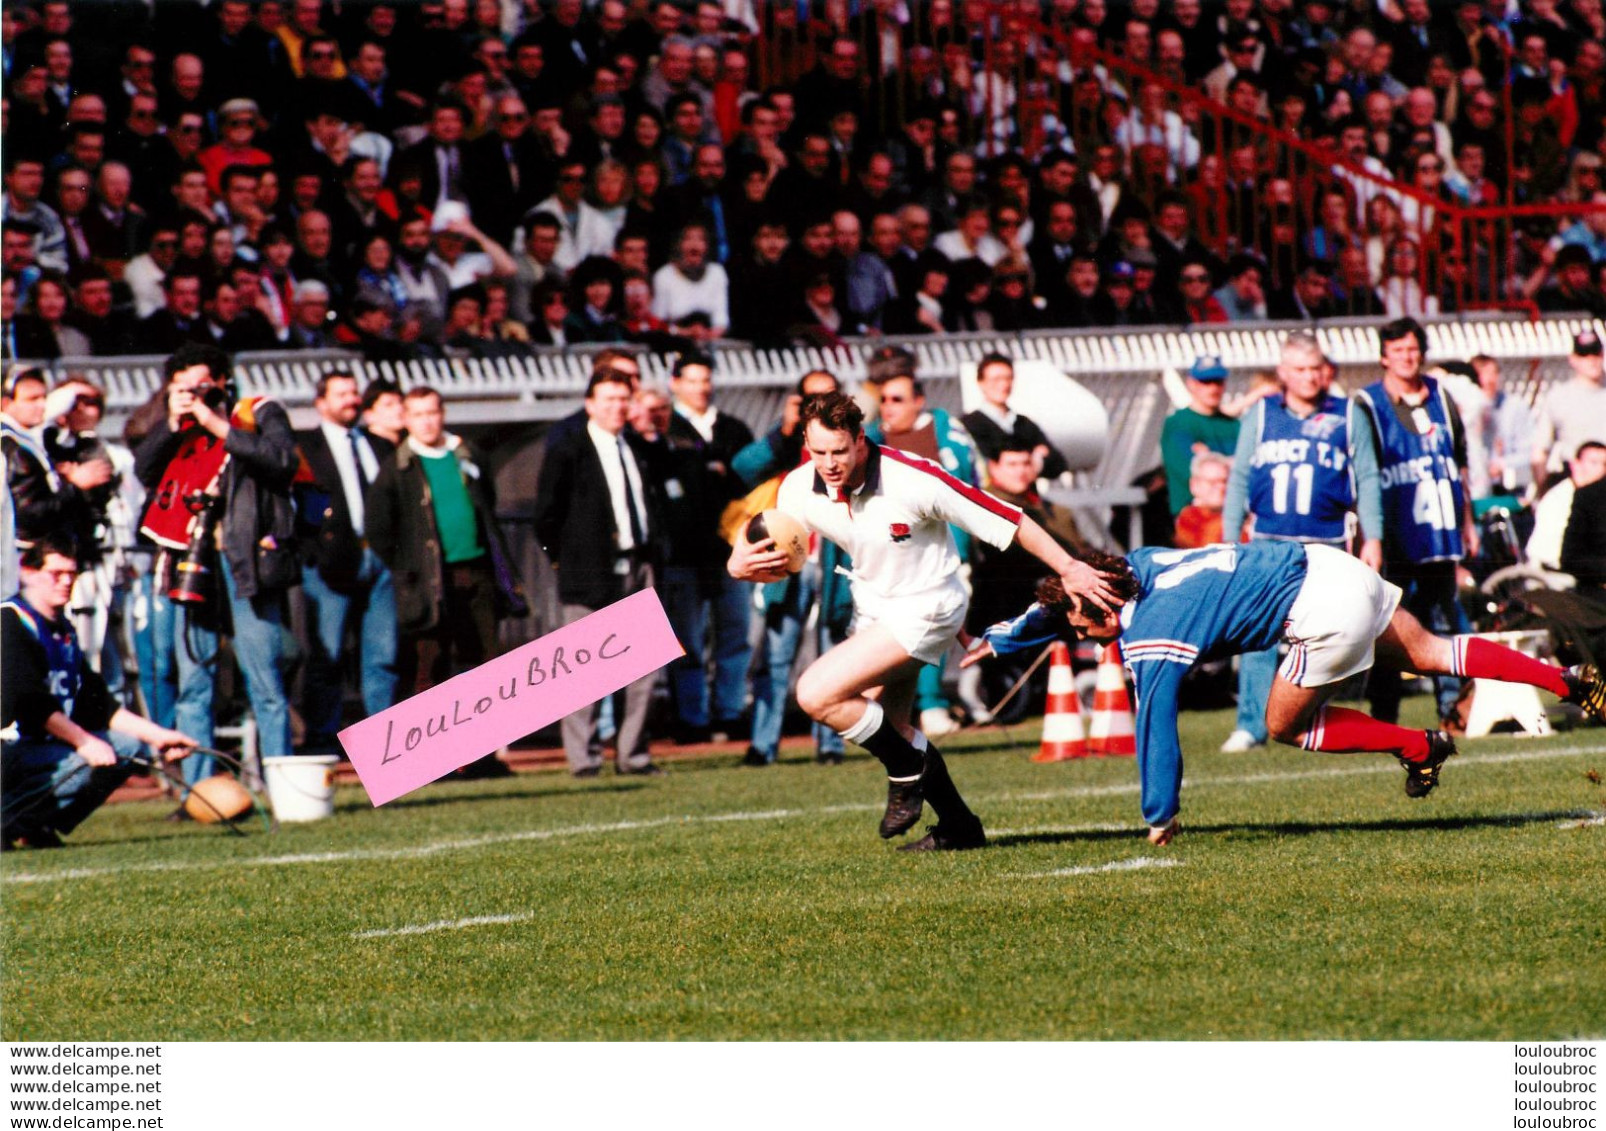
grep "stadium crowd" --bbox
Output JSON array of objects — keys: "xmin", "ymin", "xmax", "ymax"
[{"xmin": 6, "ymin": 0, "xmax": 1606, "ymax": 846}]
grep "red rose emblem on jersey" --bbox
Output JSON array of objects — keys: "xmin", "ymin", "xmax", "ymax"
[{"xmin": 889, "ymin": 523, "xmax": 911, "ymax": 542}]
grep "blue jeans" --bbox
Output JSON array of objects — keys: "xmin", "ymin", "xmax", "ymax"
[
  {"xmin": 750, "ymin": 563, "xmax": 847, "ymax": 761},
  {"xmin": 132, "ymin": 570, "xmax": 175, "ymax": 731},
  {"xmin": 663, "ymin": 566, "xmax": 755, "ymax": 726},
  {"xmin": 149, "ymin": 560, "xmax": 293, "ymax": 785},
  {"xmin": 1234, "ymin": 645, "xmax": 1279, "ymax": 742},
  {"xmin": 220, "ymin": 563, "xmax": 292, "ymax": 765},
  {"xmin": 300, "ymin": 550, "xmax": 398, "ymax": 745},
  {"xmin": 148, "ymin": 578, "xmax": 222, "ymax": 786},
  {"xmin": 709, "ymin": 571, "xmax": 754, "ymax": 722},
  {"xmin": 1, "ymin": 730, "xmax": 140, "ymax": 838}
]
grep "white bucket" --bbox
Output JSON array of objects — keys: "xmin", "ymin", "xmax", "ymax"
[{"xmin": 262, "ymin": 755, "xmax": 338, "ymax": 822}]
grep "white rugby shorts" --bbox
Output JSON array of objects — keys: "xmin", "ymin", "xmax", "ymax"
[
  {"xmin": 1279, "ymin": 545, "xmax": 1403, "ymax": 688},
  {"xmin": 852, "ymin": 578, "xmax": 968, "ymax": 665}
]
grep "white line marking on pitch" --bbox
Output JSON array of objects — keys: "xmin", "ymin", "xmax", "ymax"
[
  {"xmin": 353, "ymin": 912, "xmax": 534, "ymax": 939},
  {"xmin": 1012, "ymin": 856, "xmax": 1184, "ymax": 879},
  {"xmin": 4, "ymin": 743, "xmax": 1599, "ymax": 886}
]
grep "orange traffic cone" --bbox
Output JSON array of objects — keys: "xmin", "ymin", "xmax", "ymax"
[
  {"xmin": 1033, "ymin": 642, "xmax": 1088, "ymax": 762},
  {"xmin": 1087, "ymin": 643, "xmax": 1136, "ymax": 757}
]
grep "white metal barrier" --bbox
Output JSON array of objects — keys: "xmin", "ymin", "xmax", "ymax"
[{"xmin": 31, "ymin": 314, "xmax": 1598, "ymax": 497}]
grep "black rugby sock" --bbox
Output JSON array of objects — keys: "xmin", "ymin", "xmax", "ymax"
[
  {"xmin": 842, "ymin": 700, "xmax": 925, "ymax": 778},
  {"xmin": 915, "ymin": 740, "xmax": 978, "ymax": 827}
]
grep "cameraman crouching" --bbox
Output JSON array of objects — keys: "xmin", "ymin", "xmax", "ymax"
[
  {"xmin": 3, "ymin": 533, "xmax": 197, "ymax": 849},
  {"xmin": 133, "ymin": 343, "xmax": 299, "ymax": 797}
]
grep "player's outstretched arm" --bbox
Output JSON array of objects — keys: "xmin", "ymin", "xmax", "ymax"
[
  {"xmin": 960, "ymin": 604, "xmax": 1066, "ymax": 668},
  {"xmin": 1129, "ymin": 658, "xmax": 1188, "ymax": 842},
  {"xmin": 1014, "ymin": 514, "xmax": 1123, "ymax": 612}
]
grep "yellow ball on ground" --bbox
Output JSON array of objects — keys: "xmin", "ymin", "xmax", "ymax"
[{"xmin": 184, "ymin": 773, "xmax": 254, "ymax": 824}]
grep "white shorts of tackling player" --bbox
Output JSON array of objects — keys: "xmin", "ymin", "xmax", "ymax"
[
  {"xmin": 851, "ymin": 575, "xmax": 968, "ymax": 665},
  {"xmin": 1279, "ymin": 545, "xmax": 1404, "ymax": 688}
]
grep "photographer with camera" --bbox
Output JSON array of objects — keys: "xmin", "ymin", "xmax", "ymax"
[
  {"xmin": 3, "ymin": 368, "xmax": 110, "ymax": 559},
  {"xmin": 133, "ymin": 343, "xmax": 299, "ymax": 795},
  {"xmin": 43, "ymin": 376, "xmax": 143, "ymax": 707}
]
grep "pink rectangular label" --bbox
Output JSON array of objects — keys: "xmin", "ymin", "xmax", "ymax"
[{"xmin": 337, "ymin": 588, "xmax": 684, "ymax": 806}]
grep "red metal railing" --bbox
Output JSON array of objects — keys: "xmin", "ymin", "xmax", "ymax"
[{"xmin": 746, "ymin": 3, "xmax": 1604, "ymax": 317}]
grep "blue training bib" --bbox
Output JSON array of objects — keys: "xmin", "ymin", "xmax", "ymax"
[
  {"xmin": 1356, "ymin": 377, "xmax": 1465, "ymax": 563},
  {"xmin": 1247, "ymin": 394, "xmax": 1357, "ymax": 544}
]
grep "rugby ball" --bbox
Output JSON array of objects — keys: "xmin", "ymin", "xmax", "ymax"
[
  {"xmin": 746, "ymin": 509, "xmax": 808, "ymax": 574},
  {"xmin": 184, "ymin": 773, "xmax": 254, "ymax": 824}
]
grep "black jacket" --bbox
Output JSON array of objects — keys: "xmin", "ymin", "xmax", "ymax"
[
  {"xmin": 962, "ymin": 409, "xmax": 1070, "ymax": 480},
  {"xmin": 532, "ymin": 424, "xmax": 665, "ymax": 609},
  {"xmin": 133, "ymin": 397, "xmax": 300, "ymax": 600},
  {"xmin": 1562, "ymin": 478, "xmax": 1606, "ymax": 589},
  {"xmin": 294, "ymin": 424, "xmax": 396, "ymax": 587},
  {"xmin": 137, "ymin": 309, "xmax": 207, "ymax": 354},
  {"xmin": 3, "ymin": 424, "xmax": 89, "ymax": 548},
  {"xmin": 465, "ymin": 133, "xmax": 550, "ymax": 247}
]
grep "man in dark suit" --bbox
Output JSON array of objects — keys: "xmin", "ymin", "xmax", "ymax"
[
  {"xmin": 395, "ymin": 100, "xmax": 470, "ymax": 217},
  {"xmin": 664, "ymin": 143, "xmax": 733, "ymax": 266},
  {"xmin": 196, "ymin": 277, "xmax": 277, "ymax": 352},
  {"xmin": 1267, "ymin": 259, "xmax": 1341, "ymax": 321},
  {"xmin": 962, "ymin": 351, "xmax": 1070, "ymax": 479},
  {"xmin": 533, "ymin": 366, "xmax": 665, "ymax": 777},
  {"xmin": 1026, "ymin": 199, "xmax": 1085, "ymax": 320},
  {"xmin": 137, "ymin": 268, "xmax": 206, "ymax": 352},
  {"xmin": 292, "ymin": 371, "xmax": 397, "ymax": 753},
  {"xmin": 343, "ymin": 39, "xmax": 412, "ymax": 137},
  {"xmin": 466, "ymin": 94, "xmax": 548, "ymax": 248}
]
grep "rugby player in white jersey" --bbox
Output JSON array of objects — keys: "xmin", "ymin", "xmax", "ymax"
[{"xmin": 727, "ymin": 392, "xmax": 1122, "ymax": 850}]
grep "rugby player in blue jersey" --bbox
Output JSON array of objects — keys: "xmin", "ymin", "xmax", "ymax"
[{"xmin": 963, "ymin": 541, "xmax": 1606, "ymax": 845}]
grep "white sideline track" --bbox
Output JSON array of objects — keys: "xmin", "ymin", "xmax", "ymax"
[
  {"xmin": 3, "ymin": 742, "xmax": 1601, "ymax": 887},
  {"xmin": 1012, "ymin": 856, "xmax": 1185, "ymax": 879},
  {"xmin": 353, "ymin": 913, "xmax": 535, "ymax": 939}
]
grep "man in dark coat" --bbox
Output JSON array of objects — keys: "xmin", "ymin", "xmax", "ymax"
[{"xmin": 531, "ymin": 367, "xmax": 665, "ymax": 776}]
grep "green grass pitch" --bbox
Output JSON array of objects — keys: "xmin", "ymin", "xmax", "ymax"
[{"xmin": 4, "ymin": 703, "xmax": 1604, "ymax": 1042}]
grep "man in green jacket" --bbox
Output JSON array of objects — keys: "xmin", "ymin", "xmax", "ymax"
[{"xmin": 366, "ymin": 386, "xmax": 526, "ymax": 776}]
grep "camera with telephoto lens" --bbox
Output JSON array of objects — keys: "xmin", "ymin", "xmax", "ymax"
[
  {"xmin": 176, "ymin": 383, "xmax": 229, "ymax": 430},
  {"xmin": 167, "ymin": 490, "xmax": 222, "ymax": 606}
]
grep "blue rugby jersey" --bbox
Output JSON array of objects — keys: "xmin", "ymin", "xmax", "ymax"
[
  {"xmin": 2, "ymin": 596, "xmax": 85, "ymax": 737},
  {"xmin": 982, "ymin": 541, "xmax": 1309, "ymax": 825}
]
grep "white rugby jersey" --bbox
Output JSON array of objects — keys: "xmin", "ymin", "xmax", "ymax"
[{"xmin": 776, "ymin": 444, "xmax": 1022, "ymax": 601}]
